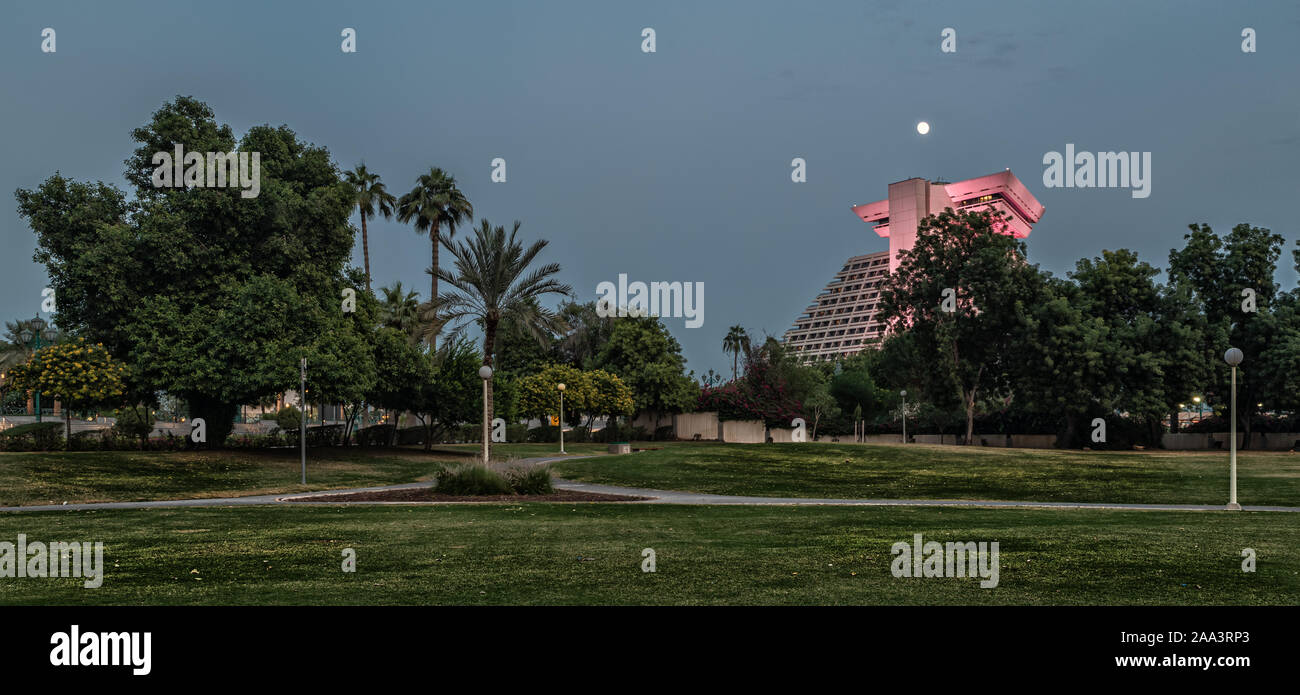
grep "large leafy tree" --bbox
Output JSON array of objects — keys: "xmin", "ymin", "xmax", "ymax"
[
  {"xmin": 1016, "ymin": 274, "xmax": 1111, "ymax": 445},
  {"xmin": 494, "ymin": 297, "xmax": 561, "ymax": 380},
  {"xmin": 414, "ymin": 340, "xmax": 483, "ymax": 450},
  {"xmin": 595, "ymin": 315, "xmax": 697, "ymax": 423},
  {"xmin": 587, "ymin": 368, "xmax": 636, "ymax": 427},
  {"xmin": 517, "ymin": 364, "xmax": 634, "ymax": 431},
  {"xmin": 343, "ymin": 164, "xmax": 396, "ymax": 292},
  {"xmin": 426, "ymin": 219, "xmax": 572, "ymax": 458},
  {"xmin": 556, "ymin": 300, "xmax": 613, "ymax": 370},
  {"xmin": 16, "ymin": 97, "xmax": 361, "ymax": 447},
  {"xmin": 8, "ymin": 339, "xmax": 127, "ymax": 445},
  {"xmin": 1168, "ymin": 223, "xmax": 1287, "ymax": 446},
  {"xmin": 366, "ymin": 326, "xmax": 433, "ymax": 443},
  {"xmin": 1037, "ymin": 249, "xmax": 1203, "ymax": 446},
  {"xmin": 876, "ymin": 209, "xmax": 1047, "ymax": 445},
  {"xmin": 307, "ymin": 268, "xmax": 380, "ymax": 445},
  {"xmin": 517, "ymin": 363, "xmax": 590, "ymax": 426},
  {"xmin": 829, "ymin": 350, "xmax": 891, "ymax": 430},
  {"xmin": 396, "ymin": 167, "xmax": 473, "ymax": 347}
]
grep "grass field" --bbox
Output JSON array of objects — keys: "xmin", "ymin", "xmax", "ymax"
[
  {"xmin": 552, "ymin": 442, "xmax": 1300, "ymax": 506},
  {"xmin": 4, "ymin": 441, "xmax": 1298, "ymax": 508},
  {"xmin": 0, "ymin": 448, "xmax": 450, "ymax": 507},
  {"xmin": 0, "ymin": 503, "xmax": 1293, "ymax": 605},
  {"xmin": 0, "ymin": 444, "xmax": 611, "ymax": 507}
]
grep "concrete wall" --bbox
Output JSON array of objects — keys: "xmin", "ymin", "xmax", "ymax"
[
  {"xmin": 674, "ymin": 411, "xmax": 719, "ymax": 440},
  {"xmin": 1009, "ymin": 434, "xmax": 1057, "ymax": 449},
  {"xmin": 1161, "ymin": 432, "xmax": 1300, "ymax": 450},
  {"xmin": 633, "ymin": 411, "xmax": 671, "ymax": 432},
  {"xmin": 1254, "ymin": 432, "xmax": 1300, "ymax": 450},
  {"xmin": 913, "ymin": 434, "xmax": 963, "ymax": 446},
  {"xmin": 1162, "ymin": 433, "xmax": 1212, "ymax": 450},
  {"xmin": 768, "ymin": 427, "xmax": 797, "ymax": 443},
  {"xmin": 718, "ymin": 419, "xmax": 766, "ymax": 443},
  {"xmin": 810, "ymin": 434, "xmax": 907, "ymax": 444}
]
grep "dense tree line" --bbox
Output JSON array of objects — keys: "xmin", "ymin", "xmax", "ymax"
[{"xmin": 872, "ymin": 209, "xmax": 1300, "ymax": 448}]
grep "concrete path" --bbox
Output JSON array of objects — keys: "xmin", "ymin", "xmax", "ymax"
[{"xmin": 0, "ymin": 454, "xmax": 1296, "ymax": 513}]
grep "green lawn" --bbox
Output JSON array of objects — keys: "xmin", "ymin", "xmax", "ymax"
[
  {"xmin": 551, "ymin": 442, "xmax": 1300, "ymax": 506},
  {"xmin": 0, "ymin": 504, "xmax": 1292, "ymax": 605},
  {"xmin": 0, "ymin": 448, "xmax": 459, "ymax": 507},
  {"xmin": 0, "ymin": 443, "xmax": 618, "ymax": 507},
  {"xmin": 433, "ymin": 442, "xmax": 612, "ymax": 458}
]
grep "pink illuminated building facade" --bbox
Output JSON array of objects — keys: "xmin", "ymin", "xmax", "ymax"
[{"xmin": 783, "ymin": 170, "xmax": 1045, "ymax": 362}]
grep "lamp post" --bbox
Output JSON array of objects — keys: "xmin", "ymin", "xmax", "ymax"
[
  {"xmin": 900, "ymin": 390, "xmax": 907, "ymax": 444},
  {"xmin": 479, "ymin": 365, "xmax": 493, "ymax": 466},
  {"xmin": 557, "ymin": 382, "xmax": 567, "ymax": 454},
  {"xmin": 300, "ymin": 358, "xmax": 307, "ymax": 484},
  {"xmin": 1224, "ymin": 348, "xmax": 1243, "ymax": 510},
  {"xmin": 18, "ymin": 317, "xmax": 58, "ymax": 423},
  {"xmin": 1192, "ymin": 395, "xmax": 1203, "ymax": 423}
]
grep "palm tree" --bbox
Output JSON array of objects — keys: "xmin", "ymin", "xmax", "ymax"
[
  {"xmin": 397, "ymin": 167, "xmax": 473, "ymax": 348},
  {"xmin": 722, "ymin": 325, "xmax": 750, "ymax": 381},
  {"xmin": 343, "ymin": 164, "xmax": 397, "ymax": 293},
  {"xmin": 378, "ymin": 281, "xmax": 421, "ymax": 340},
  {"xmin": 424, "ymin": 219, "xmax": 572, "ymax": 459}
]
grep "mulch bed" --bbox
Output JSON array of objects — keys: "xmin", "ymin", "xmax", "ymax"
[{"xmin": 284, "ymin": 487, "xmax": 650, "ymax": 503}]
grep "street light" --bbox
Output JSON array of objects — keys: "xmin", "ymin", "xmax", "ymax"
[
  {"xmin": 478, "ymin": 365, "xmax": 493, "ymax": 466},
  {"xmin": 900, "ymin": 390, "xmax": 907, "ymax": 444},
  {"xmin": 17, "ymin": 317, "xmax": 58, "ymax": 423},
  {"xmin": 1224, "ymin": 347, "xmax": 1243, "ymax": 511},
  {"xmin": 300, "ymin": 358, "xmax": 307, "ymax": 484},
  {"xmin": 557, "ymin": 382, "xmax": 566, "ymax": 454},
  {"xmin": 1192, "ymin": 395, "xmax": 1203, "ymax": 423}
]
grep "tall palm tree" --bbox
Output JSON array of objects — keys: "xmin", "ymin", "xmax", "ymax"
[
  {"xmin": 722, "ymin": 325, "xmax": 750, "ymax": 381},
  {"xmin": 378, "ymin": 281, "xmax": 421, "ymax": 340},
  {"xmin": 424, "ymin": 219, "xmax": 572, "ymax": 459},
  {"xmin": 343, "ymin": 164, "xmax": 397, "ymax": 293},
  {"xmin": 397, "ymin": 167, "xmax": 473, "ymax": 348}
]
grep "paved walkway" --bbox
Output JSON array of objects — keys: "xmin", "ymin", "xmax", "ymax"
[{"xmin": 1, "ymin": 454, "xmax": 1296, "ymax": 513}]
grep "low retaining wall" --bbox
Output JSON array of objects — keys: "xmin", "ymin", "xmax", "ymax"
[
  {"xmin": 1162, "ymin": 433, "xmax": 1211, "ymax": 450},
  {"xmin": 1163, "ymin": 432, "xmax": 1300, "ymax": 450},
  {"xmin": 674, "ymin": 411, "xmax": 719, "ymax": 440},
  {"xmin": 913, "ymin": 434, "xmax": 962, "ymax": 446},
  {"xmin": 768, "ymin": 427, "xmax": 799, "ymax": 443},
  {"xmin": 718, "ymin": 419, "xmax": 766, "ymax": 443},
  {"xmin": 1009, "ymin": 434, "xmax": 1057, "ymax": 449},
  {"xmin": 1254, "ymin": 432, "xmax": 1300, "ymax": 450}
]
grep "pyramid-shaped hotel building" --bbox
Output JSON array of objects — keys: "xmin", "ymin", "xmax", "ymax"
[{"xmin": 783, "ymin": 170, "xmax": 1045, "ymax": 362}]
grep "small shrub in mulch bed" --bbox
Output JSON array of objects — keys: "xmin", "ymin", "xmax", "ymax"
[
  {"xmin": 434, "ymin": 462, "xmax": 558, "ymax": 496},
  {"xmin": 434, "ymin": 464, "xmax": 516, "ymax": 496}
]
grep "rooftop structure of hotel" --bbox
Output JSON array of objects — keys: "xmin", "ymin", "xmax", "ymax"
[{"xmin": 783, "ymin": 170, "xmax": 1045, "ymax": 362}]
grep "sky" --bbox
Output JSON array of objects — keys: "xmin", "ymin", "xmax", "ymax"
[{"xmin": 2, "ymin": 0, "xmax": 1298, "ymax": 378}]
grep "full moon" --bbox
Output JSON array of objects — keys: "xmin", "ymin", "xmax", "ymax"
[{"xmin": 916, "ymin": 121, "xmax": 930, "ymax": 135}]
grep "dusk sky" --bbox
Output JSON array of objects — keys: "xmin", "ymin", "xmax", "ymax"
[{"xmin": 3, "ymin": 0, "xmax": 1298, "ymax": 377}]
